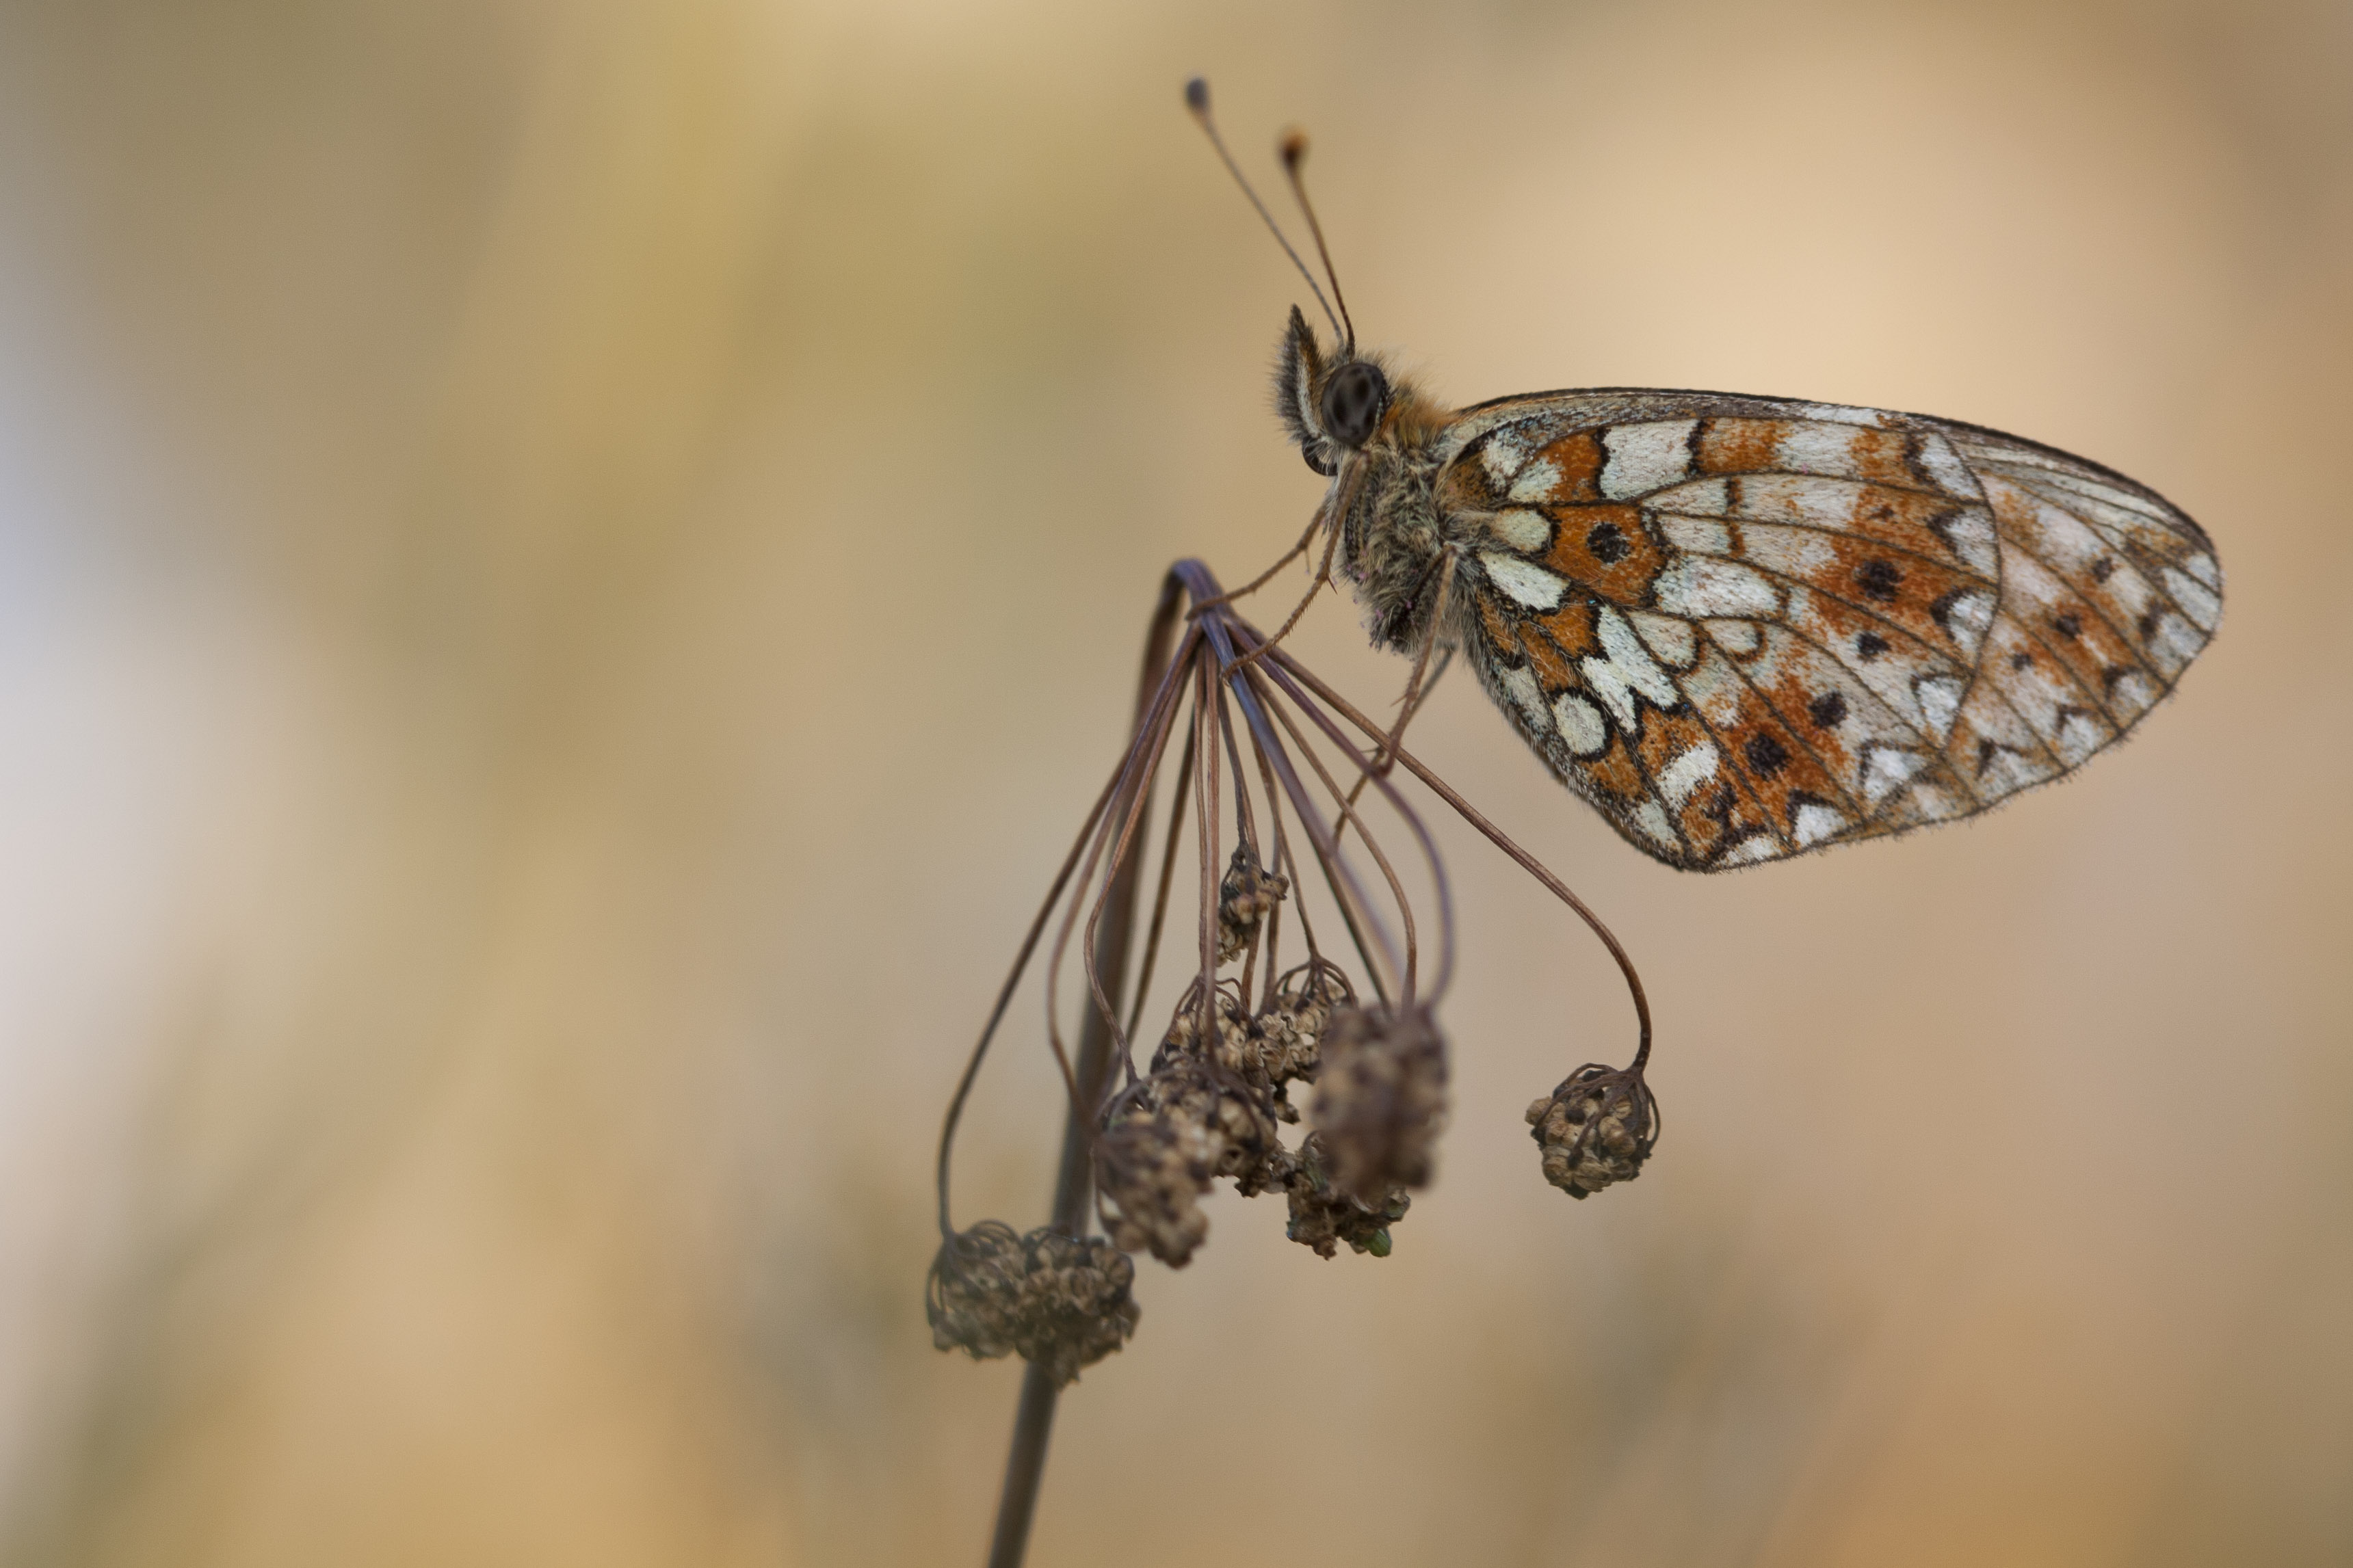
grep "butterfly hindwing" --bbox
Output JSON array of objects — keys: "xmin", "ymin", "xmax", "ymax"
[{"xmin": 1438, "ymin": 393, "xmax": 2218, "ymax": 869}]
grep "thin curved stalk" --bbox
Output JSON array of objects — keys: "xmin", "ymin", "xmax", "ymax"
[{"xmin": 1259, "ymin": 639, "xmax": 1652, "ymax": 1067}]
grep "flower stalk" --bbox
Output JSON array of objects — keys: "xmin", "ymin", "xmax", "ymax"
[{"xmin": 932, "ymin": 560, "xmax": 1658, "ymax": 1567}]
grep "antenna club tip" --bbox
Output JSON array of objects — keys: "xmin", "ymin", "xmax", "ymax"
[
  {"xmin": 1279, "ymin": 127, "xmax": 1309, "ymax": 168},
  {"xmin": 1183, "ymin": 77, "xmax": 1209, "ymax": 114}
]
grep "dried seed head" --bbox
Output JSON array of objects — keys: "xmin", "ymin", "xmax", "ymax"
[
  {"xmin": 1283, "ymin": 1130, "xmax": 1410, "ymax": 1258},
  {"xmin": 1309, "ymin": 1002, "xmax": 1448, "ymax": 1203},
  {"xmin": 1525, "ymin": 1063, "xmax": 1658, "ymax": 1199},
  {"xmin": 1096, "ymin": 1059, "xmax": 1276, "ymax": 1266},
  {"xmin": 1254, "ymin": 959, "xmax": 1352, "ymax": 1104},
  {"xmin": 927, "ymin": 1219, "xmax": 1026, "ymax": 1361},
  {"xmin": 1216, "ymin": 842, "xmax": 1289, "ymax": 961},
  {"xmin": 928, "ymin": 1221, "xmax": 1140, "ymax": 1386},
  {"xmin": 1094, "ymin": 1113, "xmax": 1209, "ymax": 1266},
  {"xmin": 1152, "ymin": 981, "xmax": 1254, "ymax": 1078},
  {"xmin": 1155, "ymin": 970, "xmax": 1336, "ymax": 1126}
]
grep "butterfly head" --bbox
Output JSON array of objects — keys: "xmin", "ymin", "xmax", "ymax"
[{"xmin": 1276, "ymin": 305, "xmax": 1391, "ymax": 477}]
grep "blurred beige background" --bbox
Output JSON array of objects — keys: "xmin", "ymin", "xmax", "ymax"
[{"xmin": 0, "ymin": 1, "xmax": 2343, "ymax": 1564}]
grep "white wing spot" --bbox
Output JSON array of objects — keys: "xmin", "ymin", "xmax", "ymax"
[
  {"xmin": 2161, "ymin": 568, "xmax": 2222, "ymax": 632},
  {"xmin": 1631, "ymin": 799, "xmax": 1681, "ymax": 849},
  {"xmin": 1507, "ymin": 458, "xmax": 1563, "ymax": 503},
  {"xmin": 1655, "ymin": 741, "xmax": 1720, "ymax": 808},
  {"xmin": 2055, "ymin": 710, "xmax": 2104, "ymax": 766},
  {"xmin": 1739, "ymin": 523, "xmax": 1837, "ymax": 579},
  {"xmin": 1600, "ymin": 421, "xmax": 1696, "ymax": 501},
  {"xmin": 1480, "ymin": 431, "xmax": 1529, "ymax": 488},
  {"xmin": 1936, "ymin": 509, "xmax": 2001, "ymax": 576},
  {"xmin": 1581, "ymin": 606, "xmax": 1683, "ymax": 732},
  {"xmin": 1720, "ymin": 835, "xmax": 1780, "ymax": 866},
  {"xmin": 1705, "ymin": 619, "xmax": 1761, "ymax": 656},
  {"xmin": 1912, "ymin": 434, "xmax": 1983, "ymax": 499},
  {"xmin": 1553, "ymin": 691, "xmax": 1607, "ymax": 757},
  {"xmin": 1629, "ymin": 611, "xmax": 1698, "ymax": 668},
  {"xmin": 1861, "ymin": 745, "xmax": 1929, "ymax": 804},
  {"xmin": 1941, "ymin": 589, "xmax": 1995, "ymax": 656},
  {"xmin": 2183, "ymin": 553, "xmax": 2220, "ymax": 589},
  {"xmin": 1915, "ymin": 674, "xmax": 1967, "ymax": 739},
  {"xmin": 1480, "ymin": 553, "xmax": 1570, "ymax": 611},
  {"xmin": 1657, "ymin": 511, "xmax": 1732, "ymax": 554},
  {"xmin": 1793, "ymin": 802, "xmax": 1847, "ymax": 847},
  {"xmin": 2149, "ymin": 612, "xmax": 2204, "ymax": 673},
  {"xmin": 1791, "ymin": 403, "xmax": 1882, "ymax": 427},
  {"xmin": 1774, "ymin": 423, "xmax": 1859, "ymax": 477},
  {"xmin": 1655, "ymin": 557, "xmax": 1780, "ymax": 619},
  {"xmin": 1487, "ymin": 509, "xmax": 1553, "ymax": 553}
]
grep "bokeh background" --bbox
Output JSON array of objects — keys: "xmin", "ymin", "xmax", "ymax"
[{"xmin": 0, "ymin": 1, "xmax": 2345, "ymax": 1564}]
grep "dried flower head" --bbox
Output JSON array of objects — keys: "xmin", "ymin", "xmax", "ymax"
[
  {"xmin": 1151, "ymin": 979, "xmax": 1254, "ymax": 1077},
  {"xmin": 1155, "ymin": 966, "xmax": 1345, "ymax": 1127},
  {"xmin": 1254, "ymin": 958, "xmax": 1350, "ymax": 1106},
  {"xmin": 1283, "ymin": 1130, "xmax": 1410, "ymax": 1258},
  {"xmin": 1096, "ymin": 1059, "xmax": 1276, "ymax": 1266},
  {"xmin": 928, "ymin": 1220, "xmax": 1140, "ymax": 1387},
  {"xmin": 1309, "ymin": 1002, "xmax": 1447, "ymax": 1202},
  {"xmin": 1526, "ymin": 1063, "xmax": 1659, "ymax": 1199},
  {"xmin": 1215, "ymin": 841, "xmax": 1289, "ymax": 961}
]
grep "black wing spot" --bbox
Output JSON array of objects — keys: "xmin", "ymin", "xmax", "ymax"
[
  {"xmin": 1856, "ymin": 632, "xmax": 1889, "ymax": 661},
  {"xmin": 1929, "ymin": 587, "xmax": 1967, "ymax": 629},
  {"xmin": 2053, "ymin": 612, "xmax": 2083, "ymax": 640},
  {"xmin": 2136, "ymin": 609, "xmax": 2159, "ymax": 641},
  {"xmin": 1744, "ymin": 732, "xmax": 1791, "ymax": 777},
  {"xmin": 1855, "ymin": 559, "xmax": 1903, "ymax": 602},
  {"xmin": 2101, "ymin": 665, "xmax": 2129, "ymax": 694},
  {"xmin": 2010, "ymin": 652, "xmax": 2033, "ymax": 671},
  {"xmin": 1975, "ymin": 739, "xmax": 1999, "ymax": 778},
  {"xmin": 2090, "ymin": 557, "xmax": 2117, "ymax": 583},
  {"xmin": 1586, "ymin": 520, "xmax": 1630, "ymax": 564},
  {"xmin": 1808, "ymin": 690, "xmax": 1848, "ymax": 730}
]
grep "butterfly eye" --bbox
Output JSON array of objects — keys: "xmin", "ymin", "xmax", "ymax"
[{"xmin": 1319, "ymin": 360, "xmax": 1389, "ymax": 449}]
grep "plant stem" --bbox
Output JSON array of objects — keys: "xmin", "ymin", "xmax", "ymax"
[{"xmin": 983, "ymin": 568, "xmax": 1189, "ymax": 1568}]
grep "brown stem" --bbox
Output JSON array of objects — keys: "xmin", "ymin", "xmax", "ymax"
[{"xmin": 984, "ymin": 568, "xmax": 1187, "ymax": 1568}]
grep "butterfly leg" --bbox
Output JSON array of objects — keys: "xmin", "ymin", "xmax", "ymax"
[
  {"xmin": 1186, "ymin": 512, "xmax": 1322, "ymax": 615},
  {"xmin": 1221, "ymin": 505, "xmax": 1347, "ymax": 676},
  {"xmin": 1367, "ymin": 544, "xmax": 1459, "ymax": 777}
]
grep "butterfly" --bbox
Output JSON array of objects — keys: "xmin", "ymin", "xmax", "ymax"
[{"xmin": 1194, "ymin": 79, "xmax": 2220, "ymax": 871}]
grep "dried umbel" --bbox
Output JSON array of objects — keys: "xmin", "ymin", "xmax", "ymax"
[
  {"xmin": 1095, "ymin": 1061, "xmax": 1276, "ymax": 1266},
  {"xmin": 1526, "ymin": 1063, "xmax": 1659, "ymax": 1199},
  {"xmin": 1283, "ymin": 1130, "xmax": 1410, "ymax": 1258},
  {"xmin": 1309, "ymin": 1002, "xmax": 1448, "ymax": 1202},
  {"xmin": 1215, "ymin": 841, "xmax": 1289, "ymax": 961},
  {"xmin": 928, "ymin": 1221, "xmax": 1141, "ymax": 1387},
  {"xmin": 932, "ymin": 558, "xmax": 1663, "ymax": 1560},
  {"xmin": 1151, "ymin": 981, "xmax": 1254, "ymax": 1078},
  {"xmin": 1156, "ymin": 965, "xmax": 1346, "ymax": 1126},
  {"xmin": 1254, "ymin": 959, "xmax": 1350, "ymax": 1109}
]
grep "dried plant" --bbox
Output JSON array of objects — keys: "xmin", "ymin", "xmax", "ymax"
[{"xmin": 930, "ymin": 560, "xmax": 1655, "ymax": 1565}]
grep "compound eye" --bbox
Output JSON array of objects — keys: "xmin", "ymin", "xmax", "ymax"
[{"xmin": 1319, "ymin": 360, "xmax": 1389, "ymax": 449}]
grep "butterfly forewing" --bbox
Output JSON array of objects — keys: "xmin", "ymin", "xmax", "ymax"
[{"xmin": 1436, "ymin": 393, "xmax": 2218, "ymax": 869}]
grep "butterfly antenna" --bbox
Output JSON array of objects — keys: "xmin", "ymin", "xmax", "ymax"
[
  {"xmin": 1185, "ymin": 78, "xmax": 1344, "ymax": 347},
  {"xmin": 1278, "ymin": 129, "xmax": 1354, "ymax": 354}
]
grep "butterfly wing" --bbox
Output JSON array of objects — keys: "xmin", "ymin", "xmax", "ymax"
[{"xmin": 1432, "ymin": 391, "xmax": 2220, "ymax": 870}]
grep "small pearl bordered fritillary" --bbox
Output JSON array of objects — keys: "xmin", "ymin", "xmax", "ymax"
[{"xmin": 1193, "ymin": 79, "xmax": 2220, "ymax": 871}]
